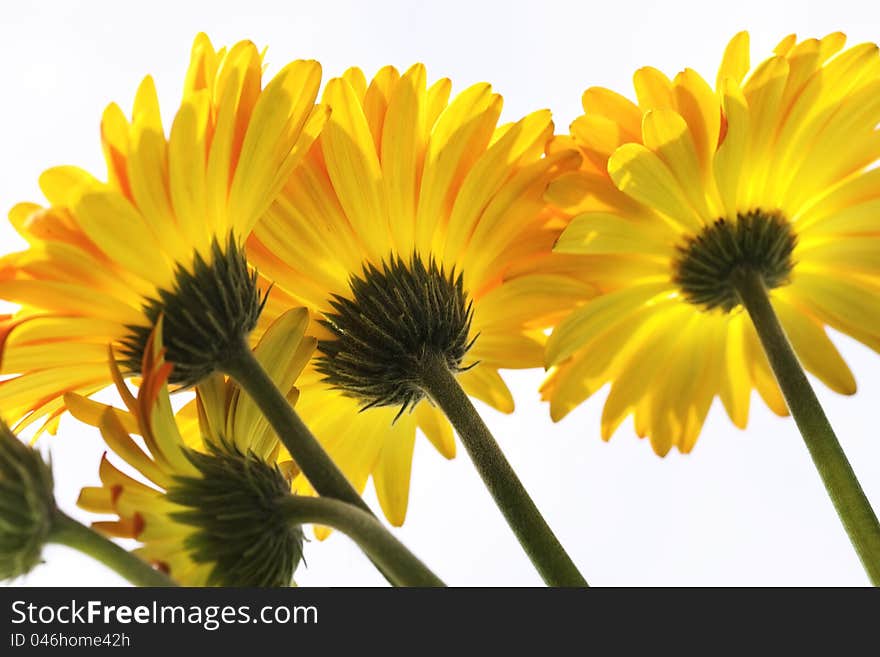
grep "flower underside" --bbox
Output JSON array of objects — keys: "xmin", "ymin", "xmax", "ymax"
[
  {"xmin": 0, "ymin": 422, "xmax": 55, "ymax": 580},
  {"xmin": 316, "ymin": 253, "xmax": 477, "ymax": 418},
  {"xmin": 167, "ymin": 442, "xmax": 304, "ymax": 587},
  {"xmin": 118, "ymin": 234, "xmax": 268, "ymax": 387},
  {"xmin": 672, "ymin": 210, "xmax": 797, "ymax": 313}
]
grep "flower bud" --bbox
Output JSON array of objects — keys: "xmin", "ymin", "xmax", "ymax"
[
  {"xmin": 0, "ymin": 422, "xmax": 55, "ymax": 580},
  {"xmin": 167, "ymin": 443, "xmax": 305, "ymax": 587}
]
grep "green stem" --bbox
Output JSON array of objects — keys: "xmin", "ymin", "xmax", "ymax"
[
  {"xmin": 50, "ymin": 511, "xmax": 177, "ymax": 587},
  {"xmin": 220, "ymin": 340, "xmax": 405, "ymax": 586},
  {"xmin": 220, "ymin": 340, "xmax": 370, "ymax": 515},
  {"xmin": 277, "ymin": 496, "xmax": 444, "ymax": 587},
  {"xmin": 733, "ymin": 267, "xmax": 880, "ymax": 585},
  {"xmin": 418, "ymin": 354, "xmax": 588, "ymax": 587}
]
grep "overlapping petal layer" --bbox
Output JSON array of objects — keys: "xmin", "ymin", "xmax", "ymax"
[
  {"xmin": 249, "ymin": 64, "xmax": 591, "ymax": 525},
  {"xmin": 72, "ymin": 309, "xmax": 314, "ymax": 585},
  {"xmin": 0, "ymin": 34, "xmax": 326, "ymax": 433}
]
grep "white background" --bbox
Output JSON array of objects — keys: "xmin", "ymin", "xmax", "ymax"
[{"xmin": 2, "ymin": 0, "xmax": 879, "ymax": 586}]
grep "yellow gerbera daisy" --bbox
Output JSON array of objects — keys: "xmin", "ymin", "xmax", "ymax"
[
  {"xmin": 543, "ymin": 32, "xmax": 880, "ymax": 455},
  {"xmin": 0, "ymin": 33, "xmax": 326, "ymax": 434},
  {"xmin": 248, "ymin": 64, "xmax": 588, "ymax": 525},
  {"xmin": 72, "ymin": 309, "xmax": 315, "ymax": 586}
]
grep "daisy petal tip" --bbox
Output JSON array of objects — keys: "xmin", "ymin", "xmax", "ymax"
[
  {"xmin": 650, "ymin": 440, "xmax": 672, "ymax": 458},
  {"xmin": 549, "ymin": 402, "xmax": 571, "ymax": 424}
]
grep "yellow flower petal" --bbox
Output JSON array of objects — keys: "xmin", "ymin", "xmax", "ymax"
[
  {"xmin": 0, "ymin": 279, "xmax": 143, "ymax": 325},
  {"xmin": 774, "ymin": 296, "xmax": 856, "ymax": 395},
  {"xmin": 672, "ymin": 68, "xmax": 720, "ymax": 177},
  {"xmin": 414, "ymin": 400, "xmax": 455, "ymax": 458},
  {"xmin": 582, "ymin": 87, "xmax": 641, "ymax": 141},
  {"xmin": 634, "ymin": 66, "xmax": 674, "ymax": 110},
  {"xmin": 713, "ymin": 79, "xmax": 749, "ymax": 219},
  {"xmin": 229, "ymin": 59, "xmax": 324, "ymax": 236},
  {"xmin": 232, "ymin": 308, "xmax": 314, "ymax": 455},
  {"xmin": 38, "ymin": 166, "xmax": 100, "ymax": 207},
  {"xmin": 546, "ymin": 282, "xmax": 671, "ymax": 366},
  {"xmin": 416, "ymin": 83, "xmax": 500, "ymax": 254},
  {"xmin": 65, "ymin": 392, "xmax": 140, "ymax": 436},
  {"xmin": 381, "ymin": 64, "xmax": 426, "ymax": 252},
  {"xmin": 98, "ymin": 408, "xmax": 169, "ymax": 488},
  {"xmin": 741, "ymin": 56, "xmax": 789, "ymax": 206},
  {"xmin": 373, "ymin": 414, "xmax": 417, "ymax": 527},
  {"xmin": 743, "ymin": 320, "xmax": 788, "ymax": 416},
  {"xmin": 555, "ymin": 211, "xmax": 672, "ymax": 257},
  {"xmin": 169, "ymin": 94, "xmax": 211, "ymax": 256},
  {"xmin": 607, "ymin": 143, "xmax": 702, "ymax": 232},
  {"xmin": 444, "ymin": 110, "xmax": 553, "ymax": 261},
  {"xmin": 641, "ymin": 108, "xmax": 712, "ymax": 220},
  {"xmin": 457, "ymin": 367, "xmax": 514, "ymax": 414},
  {"xmin": 363, "ymin": 65, "xmax": 401, "ymax": 147},
  {"xmin": 72, "ymin": 189, "xmax": 173, "ymax": 287},
  {"xmin": 321, "ymin": 76, "xmax": 390, "ymax": 261},
  {"xmin": 717, "ymin": 31, "xmax": 750, "ymax": 87},
  {"xmin": 788, "ymin": 272, "xmax": 880, "ymax": 353},
  {"xmin": 718, "ymin": 314, "xmax": 751, "ymax": 429},
  {"xmin": 601, "ymin": 305, "xmax": 691, "ymax": 441}
]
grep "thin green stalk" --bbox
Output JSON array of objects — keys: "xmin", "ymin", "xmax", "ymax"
[
  {"xmin": 220, "ymin": 339, "xmax": 407, "ymax": 586},
  {"xmin": 50, "ymin": 511, "xmax": 177, "ymax": 587},
  {"xmin": 418, "ymin": 353, "xmax": 588, "ymax": 587},
  {"xmin": 219, "ymin": 340, "xmax": 369, "ymax": 515},
  {"xmin": 733, "ymin": 267, "xmax": 880, "ymax": 585},
  {"xmin": 277, "ymin": 496, "xmax": 444, "ymax": 587}
]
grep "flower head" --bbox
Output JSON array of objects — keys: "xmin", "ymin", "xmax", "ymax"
[
  {"xmin": 316, "ymin": 254, "xmax": 476, "ymax": 417},
  {"xmin": 543, "ymin": 32, "xmax": 880, "ymax": 454},
  {"xmin": 0, "ymin": 421, "xmax": 55, "ymax": 580},
  {"xmin": 71, "ymin": 308, "xmax": 315, "ymax": 586},
  {"xmin": 0, "ymin": 33, "xmax": 326, "ymax": 433},
  {"xmin": 248, "ymin": 64, "xmax": 589, "ymax": 525}
]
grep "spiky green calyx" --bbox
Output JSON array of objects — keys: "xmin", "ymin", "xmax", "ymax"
[
  {"xmin": 0, "ymin": 422, "xmax": 55, "ymax": 580},
  {"xmin": 316, "ymin": 254, "xmax": 477, "ymax": 417},
  {"xmin": 167, "ymin": 444, "xmax": 304, "ymax": 587},
  {"xmin": 673, "ymin": 210, "xmax": 797, "ymax": 312},
  {"xmin": 119, "ymin": 234, "xmax": 268, "ymax": 387}
]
